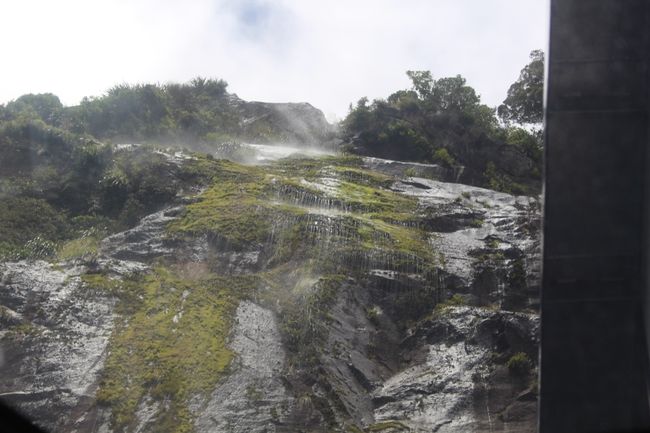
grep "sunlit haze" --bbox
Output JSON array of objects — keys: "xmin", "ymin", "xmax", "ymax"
[{"xmin": 0, "ymin": 0, "xmax": 548, "ymax": 121}]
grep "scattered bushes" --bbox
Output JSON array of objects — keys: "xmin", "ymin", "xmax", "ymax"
[
  {"xmin": 0, "ymin": 197, "xmax": 69, "ymax": 260},
  {"xmin": 432, "ymin": 147, "xmax": 455, "ymax": 167},
  {"xmin": 434, "ymin": 294, "xmax": 466, "ymax": 313},
  {"xmin": 366, "ymin": 305, "xmax": 381, "ymax": 324},
  {"xmin": 507, "ymin": 352, "xmax": 532, "ymax": 376}
]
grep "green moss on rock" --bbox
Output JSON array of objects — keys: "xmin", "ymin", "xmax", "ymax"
[
  {"xmin": 73, "ymin": 153, "xmax": 449, "ymax": 432},
  {"xmin": 92, "ymin": 267, "xmax": 256, "ymax": 432}
]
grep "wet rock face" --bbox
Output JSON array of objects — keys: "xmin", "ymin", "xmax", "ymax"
[
  {"xmin": 316, "ymin": 281, "xmax": 401, "ymax": 427},
  {"xmin": 194, "ymin": 301, "xmax": 293, "ymax": 433},
  {"xmin": 305, "ymin": 282, "xmax": 538, "ymax": 433},
  {"xmin": 378, "ymin": 307, "xmax": 539, "ymax": 433},
  {"xmin": 394, "ymin": 176, "xmax": 541, "ymax": 305},
  {"xmin": 100, "ymin": 207, "xmax": 184, "ymax": 262},
  {"xmin": 100, "ymin": 206, "xmax": 211, "ymax": 265},
  {"xmin": 362, "ymin": 157, "xmax": 454, "ymax": 180},
  {"xmin": 233, "ymin": 97, "xmax": 337, "ymax": 145},
  {"xmin": 0, "ymin": 261, "xmax": 116, "ymax": 432},
  {"xmin": 0, "ymin": 154, "xmax": 540, "ymax": 433}
]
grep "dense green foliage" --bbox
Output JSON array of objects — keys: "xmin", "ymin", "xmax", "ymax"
[
  {"xmin": 4, "ymin": 93, "xmax": 64, "ymax": 124},
  {"xmin": 0, "ymin": 76, "xmax": 334, "ymax": 259},
  {"xmin": 62, "ymin": 78, "xmax": 238, "ymax": 144},
  {"xmin": 343, "ymin": 72, "xmax": 494, "ymax": 162},
  {"xmin": 0, "ymin": 197, "xmax": 68, "ymax": 259},
  {"xmin": 0, "ymin": 197, "xmax": 68, "ymax": 245},
  {"xmin": 342, "ymin": 61, "xmax": 544, "ymax": 194},
  {"xmin": 0, "ymin": 81, "xmax": 222, "ymax": 151},
  {"xmin": 498, "ymin": 50, "xmax": 545, "ymax": 125},
  {"xmin": 3, "ymin": 77, "xmax": 332, "ymax": 148},
  {"xmin": 0, "ymin": 78, "xmax": 239, "ymax": 145},
  {"xmin": 0, "ymin": 112, "xmax": 219, "ymax": 259}
]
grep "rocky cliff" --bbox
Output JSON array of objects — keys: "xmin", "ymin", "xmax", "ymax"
[
  {"xmin": 0, "ymin": 149, "xmax": 540, "ymax": 433},
  {"xmin": 233, "ymin": 97, "xmax": 338, "ymax": 146}
]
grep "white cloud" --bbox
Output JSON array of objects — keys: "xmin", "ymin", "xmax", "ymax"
[{"xmin": 0, "ymin": 0, "xmax": 548, "ymax": 120}]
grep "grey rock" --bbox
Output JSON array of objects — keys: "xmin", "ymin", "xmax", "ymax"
[
  {"xmin": 0, "ymin": 153, "xmax": 541, "ymax": 433},
  {"xmin": 0, "ymin": 261, "xmax": 116, "ymax": 432},
  {"xmin": 373, "ymin": 307, "xmax": 539, "ymax": 432},
  {"xmin": 195, "ymin": 301, "xmax": 292, "ymax": 433}
]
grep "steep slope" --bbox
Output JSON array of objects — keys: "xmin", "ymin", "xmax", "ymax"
[
  {"xmin": 0, "ymin": 151, "xmax": 540, "ymax": 433},
  {"xmin": 233, "ymin": 97, "xmax": 337, "ymax": 146}
]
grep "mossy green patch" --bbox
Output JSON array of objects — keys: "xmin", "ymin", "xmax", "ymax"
[
  {"xmin": 81, "ymin": 273, "xmax": 123, "ymax": 292},
  {"xmin": 337, "ymin": 180, "xmax": 416, "ymax": 214},
  {"xmin": 91, "ymin": 267, "xmax": 256, "ymax": 432},
  {"xmin": 56, "ymin": 235, "xmax": 101, "ymax": 261},
  {"xmin": 168, "ymin": 160, "xmax": 306, "ymax": 249},
  {"xmin": 331, "ymin": 166, "xmax": 393, "ymax": 188},
  {"xmin": 272, "ymin": 154, "xmax": 363, "ymax": 177},
  {"xmin": 176, "ymin": 153, "xmax": 224, "ymax": 184},
  {"xmin": 506, "ymin": 352, "xmax": 532, "ymax": 376},
  {"xmin": 367, "ymin": 420, "xmax": 410, "ymax": 431},
  {"xmin": 360, "ymin": 218, "xmax": 431, "ymax": 260},
  {"xmin": 168, "ymin": 156, "xmax": 425, "ymax": 266}
]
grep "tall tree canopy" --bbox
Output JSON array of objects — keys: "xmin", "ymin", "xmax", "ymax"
[
  {"xmin": 498, "ymin": 50, "xmax": 544, "ymax": 125},
  {"xmin": 63, "ymin": 78, "xmax": 232, "ymax": 141},
  {"xmin": 5, "ymin": 93, "xmax": 63, "ymax": 124},
  {"xmin": 342, "ymin": 71, "xmax": 542, "ymax": 194}
]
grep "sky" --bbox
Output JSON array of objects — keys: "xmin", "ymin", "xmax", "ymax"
[{"xmin": 0, "ymin": 0, "xmax": 549, "ymax": 121}]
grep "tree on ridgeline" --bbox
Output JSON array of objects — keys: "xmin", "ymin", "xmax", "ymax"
[
  {"xmin": 342, "ymin": 61, "xmax": 544, "ymax": 194},
  {"xmin": 498, "ymin": 50, "xmax": 545, "ymax": 126},
  {"xmin": 5, "ymin": 93, "xmax": 64, "ymax": 124},
  {"xmin": 62, "ymin": 78, "xmax": 233, "ymax": 142}
]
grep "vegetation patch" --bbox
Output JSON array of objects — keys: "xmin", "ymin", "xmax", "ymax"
[
  {"xmin": 168, "ymin": 157, "xmax": 436, "ymax": 277},
  {"xmin": 272, "ymin": 154, "xmax": 364, "ymax": 176},
  {"xmin": 167, "ymin": 161, "xmax": 306, "ymax": 249},
  {"xmin": 331, "ymin": 165, "xmax": 393, "ymax": 188},
  {"xmin": 91, "ymin": 267, "xmax": 255, "ymax": 432},
  {"xmin": 360, "ymin": 217, "xmax": 431, "ymax": 262},
  {"xmin": 341, "ymin": 63, "xmax": 543, "ymax": 195},
  {"xmin": 56, "ymin": 234, "xmax": 102, "ymax": 261},
  {"xmin": 366, "ymin": 420, "xmax": 410, "ymax": 431},
  {"xmin": 0, "ymin": 196, "xmax": 69, "ymax": 259},
  {"xmin": 434, "ymin": 294, "xmax": 467, "ymax": 314},
  {"xmin": 273, "ymin": 273, "xmax": 345, "ymax": 369},
  {"xmin": 337, "ymin": 180, "xmax": 416, "ymax": 214},
  {"xmin": 506, "ymin": 352, "xmax": 532, "ymax": 377}
]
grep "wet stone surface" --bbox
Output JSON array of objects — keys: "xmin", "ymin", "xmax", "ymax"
[
  {"xmin": 0, "ymin": 261, "xmax": 116, "ymax": 432},
  {"xmin": 194, "ymin": 301, "xmax": 293, "ymax": 433},
  {"xmin": 0, "ymin": 154, "xmax": 541, "ymax": 433}
]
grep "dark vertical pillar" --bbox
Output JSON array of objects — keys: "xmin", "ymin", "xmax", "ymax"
[{"xmin": 541, "ymin": 1, "xmax": 650, "ymax": 432}]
